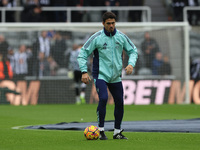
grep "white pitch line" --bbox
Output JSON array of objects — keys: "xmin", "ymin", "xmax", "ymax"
[{"xmin": 11, "ymin": 125, "xmax": 32, "ymax": 130}]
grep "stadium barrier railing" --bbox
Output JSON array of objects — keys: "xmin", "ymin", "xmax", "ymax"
[{"xmin": 0, "ymin": 6, "xmax": 151, "ymax": 23}]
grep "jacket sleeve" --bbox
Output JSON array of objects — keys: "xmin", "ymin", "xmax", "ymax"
[
  {"xmin": 77, "ymin": 34, "xmax": 98, "ymax": 72},
  {"xmin": 123, "ymin": 35, "xmax": 138, "ymax": 67},
  {"xmin": 6, "ymin": 61, "xmax": 13, "ymax": 79}
]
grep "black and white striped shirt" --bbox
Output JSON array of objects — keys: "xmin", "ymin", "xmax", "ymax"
[
  {"xmin": 39, "ymin": 36, "xmax": 50, "ymax": 57},
  {"xmin": 13, "ymin": 51, "xmax": 32, "ymax": 75}
]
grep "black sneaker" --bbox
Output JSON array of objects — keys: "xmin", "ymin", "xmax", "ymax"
[
  {"xmin": 113, "ymin": 129, "xmax": 128, "ymax": 139},
  {"xmin": 99, "ymin": 131, "xmax": 108, "ymax": 140}
]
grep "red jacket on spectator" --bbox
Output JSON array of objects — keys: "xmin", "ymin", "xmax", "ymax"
[{"xmin": 0, "ymin": 61, "xmax": 13, "ymax": 80}]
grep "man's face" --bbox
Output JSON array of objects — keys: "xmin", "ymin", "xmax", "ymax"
[
  {"xmin": 41, "ymin": 31, "xmax": 47, "ymax": 38},
  {"xmin": 103, "ymin": 18, "xmax": 115, "ymax": 33},
  {"xmin": 19, "ymin": 45, "xmax": 26, "ymax": 53}
]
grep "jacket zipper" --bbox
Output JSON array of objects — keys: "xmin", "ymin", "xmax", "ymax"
[{"xmin": 110, "ymin": 33, "xmax": 114, "ymax": 78}]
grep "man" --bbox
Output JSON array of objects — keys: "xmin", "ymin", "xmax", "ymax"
[
  {"xmin": 77, "ymin": 12, "xmax": 138, "ymax": 140},
  {"xmin": 32, "ymin": 30, "xmax": 50, "ymax": 59},
  {"xmin": 69, "ymin": 44, "xmax": 86, "ymax": 104},
  {"xmin": 51, "ymin": 32, "xmax": 66, "ymax": 67},
  {"xmin": 0, "ymin": 35, "xmax": 9, "ymax": 58},
  {"xmin": 12, "ymin": 45, "xmax": 32, "ymax": 80},
  {"xmin": 141, "ymin": 32, "xmax": 160, "ymax": 69},
  {"xmin": 0, "ymin": 51, "xmax": 13, "ymax": 80},
  {"xmin": 31, "ymin": 31, "xmax": 50, "ymax": 76}
]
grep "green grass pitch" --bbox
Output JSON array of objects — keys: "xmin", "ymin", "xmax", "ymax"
[{"xmin": 1, "ymin": 104, "xmax": 200, "ymax": 150}]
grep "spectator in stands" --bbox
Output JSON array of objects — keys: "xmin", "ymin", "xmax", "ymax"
[
  {"xmin": 68, "ymin": 43, "xmax": 86, "ymax": 104},
  {"xmin": 0, "ymin": 35, "xmax": 9, "ymax": 58},
  {"xmin": 152, "ymin": 52, "xmax": 163, "ymax": 75},
  {"xmin": 38, "ymin": 0, "xmax": 50, "ymax": 7},
  {"xmin": 141, "ymin": 32, "xmax": 160, "ymax": 69},
  {"xmin": 129, "ymin": 0, "xmax": 144, "ymax": 22},
  {"xmin": 21, "ymin": 0, "xmax": 52, "ymax": 22},
  {"xmin": 21, "ymin": 4, "xmax": 47, "ymax": 22},
  {"xmin": 0, "ymin": 51, "xmax": 13, "ymax": 80},
  {"xmin": 12, "ymin": 45, "xmax": 32, "ymax": 80},
  {"xmin": 171, "ymin": 0, "xmax": 187, "ymax": 21},
  {"xmin": 104, "ymin": 0, "xmax": 120, "ymax": 19},
  {"xmin": 118, "ymin": 0, "xmax": 129, "ymax": 22},
  {"xmin": 0, "ymin": 0, "xmax": 16, "ymax": 22},
  {"xmin": 158, "ymin": 55, "xmax": 172, "ymax": 75},
  {"xmin": 7, "ymin": 47, "xmax": 15, "ymax": 71},
  {"xmin": 21, "ymin": 0, "xmax": 50, "ymax": 8},
  {"xmin": 30, "ymin": 30, "xmax": 50, "ymax": 75},
  {"xmin": 67, "ymin": 0, "xmax": 88, "ymax": 22},
  {"xmin": 32, "ymin": 30, "xmax": 50, "ymax": 58},
  {"xmin": 51, "ymin": 0, "xmax": 67, "ymax": 22},
  {"xmin": 33, "ymin": 52, "xmax": 50, "ymax": 77},
  {"xmin": 20, "ymin": 0, "xmax": 39, "ymax": 5},
  {"xmin": 51, "ymin": 32, "xmax": 66, "ymax": 68}
]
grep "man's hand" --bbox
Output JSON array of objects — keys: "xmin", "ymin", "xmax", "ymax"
[
  {"xmin": 81, "ymin": 73, "xmax": 91, "ymax": 84},
  {"xmin": 125, "ymin": 65, "xmax": 133, "ymax": 75}
]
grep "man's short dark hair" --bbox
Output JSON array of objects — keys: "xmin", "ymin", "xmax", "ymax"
[{"xmin": 102, "ymin": 12, "xmax": 116, "ymax": 22}]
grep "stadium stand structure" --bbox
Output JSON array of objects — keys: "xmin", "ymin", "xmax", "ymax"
[
  {"xmin": 190, "ymin": 27, "xmax": 200, "ymax": 59},
  {"xmin": 144, "ymin": 0, "xmax": 169, "ymax": 21}
]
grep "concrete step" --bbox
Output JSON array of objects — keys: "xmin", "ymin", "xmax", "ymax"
[{"xmin": 144, "ymin": 0, "xmax": 168, "ymax": 21}]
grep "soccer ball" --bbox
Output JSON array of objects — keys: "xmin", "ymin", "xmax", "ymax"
[{"xmin": 84, "ymin": 125, "xmax": 100, "ymax": 140}]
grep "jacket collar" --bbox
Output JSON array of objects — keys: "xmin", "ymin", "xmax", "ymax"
[{"xmin": 104, "ymin": 28, "xmax": 116, "ymax": 36}]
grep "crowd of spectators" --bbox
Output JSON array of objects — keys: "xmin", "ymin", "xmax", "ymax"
[
  {"xmin": 141, "ymin": 32, "xmax": 160, "ymax": 69},
  {"xmin": 0, "ymin": 31, "xmax": 66, "ymax": 80},
  {"xmin": 0, "ymin": 0, "xmax": 144, "ymax": 23},
  {"xmin": 138, "ymin": 32, "xmax": 172, "ymax": 76},
  {"xmin": 0, "ymin": 29, "xmax": 173, "ymax": 81},
  {"xmin": 166, "ymin": 0, "xmax": 200, "ymax": 25}
]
